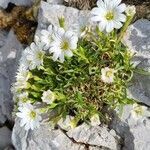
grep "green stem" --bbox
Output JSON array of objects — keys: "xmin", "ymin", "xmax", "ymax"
[
  {"xmin": 58, "ymin": 17, "xmax": 65, "ymax": 28},
  {"xmin": 117, "ymin": 15, "xmax": 134, "ymax": 44}
]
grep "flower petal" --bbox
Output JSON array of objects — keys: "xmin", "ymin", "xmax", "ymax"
[
  {"xmin": 117, "ymin": 4, "xmax": 126, "ymax": 13},
  {"xmin": 106, "ymin": 21, "xmax": 114, "ymax": 32}
]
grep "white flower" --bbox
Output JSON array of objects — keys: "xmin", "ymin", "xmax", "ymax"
[
  {"xmin": 125, "ymin": 5, "xmax": 136, "ymax": 16},
  {"xmin": 17, "ymin": 92, "xmax": 30, "ymax": 106},
  {"xmin": 91, "ymin": 0, "xmax": 126, "ymax": 32},
  {"xmin": 14, "ymin": 67, "xmax": 30, "ymax": 91},
  {"xmin": 101, "ymin": 67, "xmax": 116, "ymax": 83},
  {"xmin": 27, "ymin": 42, "xmax": 45, "ymax": 70},
  {"xmin": 16, "ymin": 103, "xmax": 42, "ymax": 130},
  {"xmin": 49, "ymin": 27, "xmax": 78, "ymax": 62},
  {"xmin": 131, "ymin": 103, "xmax": 150, "ymax": 120},
  {"xmin": 90, "ymin": 114, "xmax": 101, "ymax": 126},
  {"xmin": 40, "ymin": 25, "xmax": 53, "ymax": 50},
  {"xmin": 19, "ymin": 49, "xmax": 31, "ymax": 71},
  {"xmin": 41, "ymin": 90, "xmax": 55, "ymax": 104},
  {"xmin": 21, "ymin": 42, "xmax": 45, "ymax": 70}
]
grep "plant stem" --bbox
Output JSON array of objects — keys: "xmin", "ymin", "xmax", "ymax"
[{"xmin": 117, "ymin": 15, "xmax": 134, "ymax": 44}]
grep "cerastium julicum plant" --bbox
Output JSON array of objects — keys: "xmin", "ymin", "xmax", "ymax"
[{"xmin": 12, "ymin": 0, "xmax": 138, "ymax": 130}]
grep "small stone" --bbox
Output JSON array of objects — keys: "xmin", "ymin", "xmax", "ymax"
[{"xmin": 0, "ymin": 127, "xmax": 12, "ymax": 149}]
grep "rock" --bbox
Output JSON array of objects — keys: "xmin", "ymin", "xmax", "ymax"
[
  {"xmin": 47, "ymin": 0, "xmax": 63, "ymax": 4},
  {"xmin": 123, "ymin": 19, "xmax": 150, "ymax": 62},
  {"xmin": 0, "ymin": 30, "xmax": 8, "ymax": 48},
  {"xmin": 12, "ymin": 119, "xmax": 86, "ymax": 150},
  {"xmin": 67, "ymin": 123, "xmax": 120, "ymax": 150},
  {"xmin": 12, "ymin": 118, "xmax": 120, "ymax": 150},
  {"xmin": 0, "ymin": 0, "xmax": 34, "ymax": 9},
  {"xmin": 110, "ymin": 105, "xmax": 150, "ymax": 150},
  {"xmin": 123, "ymin": 19, "xmax": 150, "ymax": 106},
  {"xmin": 0, "ymin": 126, "xmax": 12, "ymax": 149},
  {"xmin": 36, "ymin": 1, "xmax": 90, "ymax": 36},
  {"xmin": 0, "ymin": 30, "xmax": 23, "ymax": 124},
  {"xmin": 4, "ymin": 145, "xmax": 15, "ymax": 150}
]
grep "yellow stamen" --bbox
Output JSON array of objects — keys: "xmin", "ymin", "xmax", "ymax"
[
  {"xmin": 105, "ymin": 12, "xmax": 114, "ymax": 20},
  {"xmin": 29, "ymin": 111, "xmax": 36, "ymax": 119},
  {"xmin": 61, "ymin": 41, "xmax": 69, "ymax": 51}
]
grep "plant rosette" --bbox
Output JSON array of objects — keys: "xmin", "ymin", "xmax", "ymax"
[{"xmin": 12, "ymin": 0, "xmax": 139, "ymax": 131}]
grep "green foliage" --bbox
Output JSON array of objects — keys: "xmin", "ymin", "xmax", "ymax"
[{"xmin": 22, "ymin": 26, "xmax": 135, "ymax": 125}]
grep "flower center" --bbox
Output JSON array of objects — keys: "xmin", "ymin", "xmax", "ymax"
[
  {"xmin": 105, "ymin": 11, "xmax": 114, "ymax": 20},
  {"xmin": 61, "ymin": 41, "xmax": 69, "ymax": 51},
  {"xmin": 37, "ymin": 51, "xmax": 43, "ymax": 60},
  {"xmin": 29, "ymin": 111, "xmax": 36, "ymax": 119},
  {"xmin": 106, "ymin": 70, "xmax": 113, "ymax": 77}
]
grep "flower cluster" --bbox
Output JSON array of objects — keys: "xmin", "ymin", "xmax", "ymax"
[{"xmin": 12, "ymin": 0, "xmax": 136, "ymax": 130}]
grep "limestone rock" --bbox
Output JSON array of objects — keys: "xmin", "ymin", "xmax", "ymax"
[
  {"xmin": 123, "ymin": 19, "xmax": 150, "ymax": 61},
  {"xmin": 0, "ymin": 0, "xmax": 33, "ymax": 9},
  {"xmin": 36, "ymin": 1, "xmax": 90, "ymax": 36},
  {"xmin": 0, "ymin": 30, "xmax": 23, "ymax": 124},
  {"xmin": 12, "ymin": 119, "xmax": 86, "ymax": 150},
  {"xmin": 111, "ymin": 105, "xmax": 150, "ymax": 150},
  {"xmin": 0, "ymin": 126, "xmax": 12, "ymax": 149},
  {"xmin": 67, "ymin": 123, "xmax": 120, "ymax": 150},
  {"xmin": 123, "ymin": 19, "xmax": 150, "ymax": 106},
  {"xmin": 12, "ymin": 118, "xmax": 121, "ymax": 150}
]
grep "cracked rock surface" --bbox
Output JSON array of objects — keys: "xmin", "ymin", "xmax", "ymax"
[
  {"xmin": 67, "ymin": 123, "xmax": 120, "ymax": 150},
  {"xmin": 12, "ymin": 119, "xmax": 120, "ymax": 150},
  {"xmin": 123, "ymin": 19, "xmax": 150, "ymax": 106}
]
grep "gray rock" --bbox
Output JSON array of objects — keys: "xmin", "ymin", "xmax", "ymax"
[
  {"xmin": 0, "ymin": 0, "xmax": 34, "ymax": 9},
  {"xmin": 111, "ymin": 105, "xmax": 150, "ymax": 150},
  {"xmin": 4, "ymin": 145, "xmax": 15, "ymax": 150},
  {"xmin": 123, "ymin": 19, "xmax": 150, "ymax": 106},
  {"xmin": 46, "ymin": 0, "xmax": 63, "ymax": 4},
  {"xmin": 67, "ymin": 123, "xmax": 120, "ymax": 150},
  {"xmin": 36, "ymin": 1, "xmax": 90, "ymax": 36},
  {"xmin": 123, "ymin": 19, "xmax": 150, "ymax": 62},
  {"xmin": 12, "ymin": 119, "xmax": 86, "ymax": 150},
  {"xmin": 0, "ymin": 30, "xmax": 23, "ymax": 124},
  {"xmin": 0, "ymin": 126, "xmax": 12, "ymax": 149},
  {"xmin": 0, "ymin": 30, "xmax": 8, "ymax": 49},
  {"xmin": 12, "ymin": 118, "xmax": 120, "ymax": 150}
]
